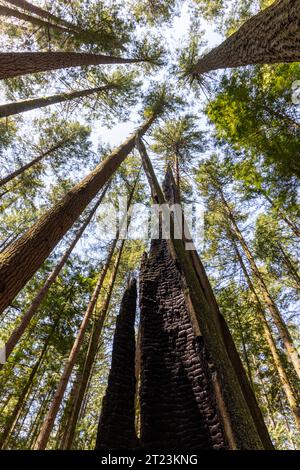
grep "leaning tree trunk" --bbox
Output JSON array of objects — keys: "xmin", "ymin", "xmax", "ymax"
[
  {"xmin": 5, "ymin": 0, "xmax": 77, "ymax": 29},
  {"xmin": 0, "ymin": 138, "xmax": 72, "ymax": 188},
  {"xmin": 65, "ymin": 240, "xmax": 125, "ymax": 449},
  {"xmin": 0, "ymin": 85, "xmax": 111, "ymax": 118},
  {"xmin": 0, "ymin": 5, "xmax": 72, "ymax": 35},
  {"xmin": 163, "ymin": 167, "xmax": 271, "ymax": 447},
  {"xmin": 231, "ymin": 235, "xmax": 300, "ymax": 431},
  {"xmin": 263, "ymin": 193, "xmax": 300, "ymax": 239},
  {"xmin": 4, "ymin": 0, "xmax": 106, "ymax": 42},
  {"xmin": 192, "ymin": 0, "xmax": 300, "ymax": 75},
  {"xmin": 95, "ymin": 278, "xmax": 138, "ymax": 450},
  {"xmin": 0, "ymin": 312, "xmax": 61, "ymax": 449},
  {"xmin": 220, "ymin": 189, "xmax": 300, "ymax": 381},
  {"xmin": 0, "ymin": 186, "xmax": 109, "ymax": 369},
  {"xmin": 277, "ymin": 243, "xmax": 300, "ymax": 290},
  {"xmin": 137, "ymin": 138, "xmax": 272, "ymax": 449},
  {"xmin": 0, "ymin": 52, "xmax": 143, "ymax": 80},
  {"xmin": 61, "ymin": 176, "xmax": 138, "ymax": 449},
  {"xmin": 0, "ymin": 113, "xmax": 156, "ymax": 315},
  {"xmin": 33, "ymin": 237, "xmax": 125, "ymax": 450}
]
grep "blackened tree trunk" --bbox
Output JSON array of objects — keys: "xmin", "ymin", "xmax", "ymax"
[
  {"xmin": 163, "ymin": 167, "xmax": 272, "ymax": 449},
  {"xmin": 0, "ymin": 114, "xmax": 156, "ymax": 315},
  {"xmin": 95, "ymin": 278, "xmax": 138, "ymax": 450},
  {"xmin": 139, "ymin": 238, "xmax": 227, "ymax": 450},
  {"xmin": 0, "ymin": 52, "xmax": 143, "ymax": 80},
  {"xmin": 0, "ymin": 85, "xmax": 111, "ymax": 118},
  {"xmin": 137, "ymin": 138, "xmax": 271, "ymax": 449},
  {"xmin": 192, "ymin": 0, "xmax": 300, "ymax": 76}
]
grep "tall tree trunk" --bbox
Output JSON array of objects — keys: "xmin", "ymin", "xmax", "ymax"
[
  {"xmin": 220, "ymin": 189, "xmax": 300, "ymax": 381},
  {"xmin": 0, "ymin": 186, "xmax": 109, "ymax": 368},
  {"xmin": 32, "ymin": 236, "xmax": 125, "ymax": 450},
  {"xmin": 67, "ymin": 241, "xmax": 125, "ymax": 450},
  {"xmin": 263, "ymin": 193, "xmax": 300, "ymax": 239},
  {"xmin": 192, "ymin": 0, "xmax": 300, "ymax": 75},
  {"xmin": 233, "ymin": 309, "xmax": 255, "ymax": 390},
  {"xmin": 95, "ymin": 278, "xmax": 138, "ymax": 449},
  {"xmin": 5, "ymin": 0, "xmax": 78, "ymax": 30},
  {"xmin": 0, "ymin": 313, "xmax": 61, "ymax": 449},
  {"xmin": 58, "ymin": 362, "xmax": 85, "ymax": 449},
  {"xmin": 0, "ymin": 52, "xmax": 143, "ymax": 80},
  {"xmin": 0, "ymin": 114, "xmax": 156, "ymax": 315},
  {"xmin": 0, "ymin": 85, "xmax": 111, "ymax": 118},
  {"xmin": 162, "ymin": 165, "xmax": 273, "ymax": 449},
  {"xmin": 0, "ymin": 138, "xmax": 72, "ymax": 188},
  {"xmin": 231, "ymin": 235, "xmax": 300, "ymax": 430},
  {"xmin": 137, "ymin": 138, "xmax": 272, "ymax": 449},
  {"xmin": 0, "ymin": 5, "xmax": 72, "ymax": 34},
  {"xmin": 61, "ymin": 177, "xmax": 138, "ymax": 449},
  {"xmin": 277, "ymin": 242, "xmax": 300, "ymax": 290}
]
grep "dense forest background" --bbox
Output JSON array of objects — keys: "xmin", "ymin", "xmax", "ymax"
[{"xmin": 0, "ymin": 0, "xmax": 299, "ymax": 450}]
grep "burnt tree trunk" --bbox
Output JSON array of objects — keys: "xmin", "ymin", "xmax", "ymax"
[
  {"xmin": 139, "ymin": 239, "xmax": 226, "ymax": 450},
  {"xmin": 95, "ymin": 279, "xmax": 138, "ymax": 450}
]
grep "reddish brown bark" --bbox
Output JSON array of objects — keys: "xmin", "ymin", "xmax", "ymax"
[
  {"xmin": 0, "ymin": 52, "xmax": 143, "ymax": 80},
  {"xmin": 0, "ymin": 114, "xmax": 155, "ymax": 315}
]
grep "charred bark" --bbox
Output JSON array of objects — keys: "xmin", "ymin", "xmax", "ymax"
[{"xmin": 95, "ymin": 279, "xmax": 138, "ymax": 450}]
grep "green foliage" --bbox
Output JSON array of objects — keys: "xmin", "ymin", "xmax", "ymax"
[{"xmin": 206, "ymin": 65, "xmax": 300, "ymax": 178}]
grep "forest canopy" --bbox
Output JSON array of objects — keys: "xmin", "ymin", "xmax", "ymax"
[{"xmin": 0, "ymin": 0, "xmax": 299, "ymax": 452}]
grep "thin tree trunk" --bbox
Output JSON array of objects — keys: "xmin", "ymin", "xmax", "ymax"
[
  {"xmin": 0, "ymin": 85, "xmax": 111, "ymax": 118},
  {"xmin": 0, "ymin": 313, "xmax": 61, "ymax": 449},
  {"xmin": 62, "ymin": 241, "xmax": 125, "ymax": 450},
  {"xmin": 231, "ymin": 235, "xmax": 300, "ymax": 430},
  {"xmin": 5, "ymin": 0, "xmax": 78, "ymax": 30},
  {"xmin": 0, "ymin": 52, "xmax": 143, "ymax": 80},
  {"xmin": 61, "ymin": 176, "xmax": 138, "ymax": 449},
  {"xmin": 192, "ymin": 0, "xmax": 300, "ymax": 75},
  {"xmin": 0, "ymin": 5, "xmax": 72, "ymax": 34},
  {"xmin": 278, "ymin": 243, "xmax": 300, "ymax": 290},
  {"xmin": 234, "ymin": 309, "xmax": 255, "ymax": 390},
  {"xmin": 0, "ymin": 186, "xmax": 109, "ymax": 368},
  {"xmin": 58, "ymin": 363, "xmax": 85, "ymax": 449},
  {"xmin": 33, "ymin": 228, "xmax": 126, "ymax": 450},
  {"xmin": 29, "ymin": 389, "xmax": 54, "ymax": 449},
  {"xmin": 0, "ymin": 114, "xmax": 156, "ymax": 315},
  {"xmin": 220, "ymin": 189, "xmax": 300, "ymax": 381},
  {"xmin": 263, "ymin": 193, "xmax": 300, "ymax": 239},
  {"xmin": 0, "ymin": 138, "xmax": 72, "ymax": 188},
  {"xmin": 137, "ymin": 138, "xmax": 271, "ymax": 449}
]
